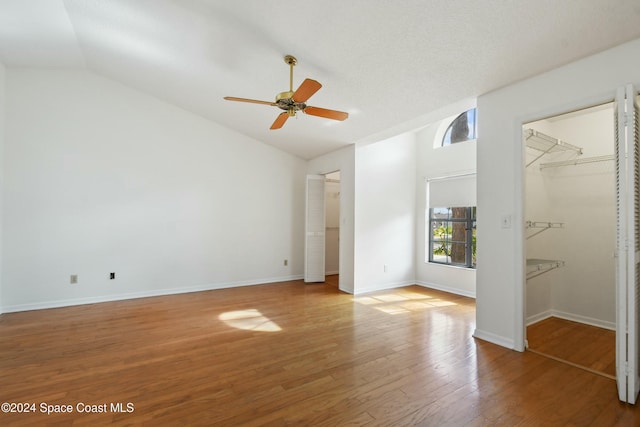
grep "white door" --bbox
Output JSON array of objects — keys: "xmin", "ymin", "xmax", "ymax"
[
  {"xmin": 305, "ymin": 175, "xmax": 326, "ymax": 283},
  {"xmin": 615, "ymin": 83, "xmax": 640, "ymax": 404}
]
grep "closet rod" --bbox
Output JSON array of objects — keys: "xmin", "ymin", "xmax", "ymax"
[{"xmin": 539, "ymin": 154, "xmax": 614, "ymax": 170}]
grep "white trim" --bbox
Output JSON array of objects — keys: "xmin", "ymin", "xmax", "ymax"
[
  {"xmin": 515, "ymin": 123, "xmax": 526, "ymax": 353},
  {"xmin": 527, "ymin": 310, "xmax": 615, "ymax": 331},
  {"xmin": 526, "ymin": 309, "xmax": 554, "ymax": 326},
  {"xmin": 473, "ymin": 328, "xmax": 515, "ymax": 350},
  {"xmin": 415, "ymin": 280, "xmax": 476, "ymax": 299},
  {"xmin": 552, "ymin": 311, "xmax": 614, "ymax": 331},
  {"xmin": 423, "ymin": 262, "xmax": 476, "ymax": 272},
  {"xmin": 1, "ymin": 275, "xmax": 304, "ymax": 313},
  {"xmin": 325, "ymin": 270, "xmax": 340, "ymax": 275},
  {"xmin": 352, "ymin": 280, "xmax": 415, "ymax": 295}
]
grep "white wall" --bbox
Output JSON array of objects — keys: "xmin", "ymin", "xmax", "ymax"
[
  {"xmin": 547, "ymin": 108, "xmax": 616, "ymax": 328},
  {"xmin": 353, "ymin": 133, "xmax": 416, "ymax": 293},
  {"xmin": 415, "ymin": 114, "xmax": 477, "ymax": 297},
  {"xmin": 526, "ymin": 107, "xmax": 616, "ymax": 329},
  {"xmin": 476, "ymin": 37, "xmax": 640, "ymax": 350},
  {"xmin": 308, "ymin": 145, "xmax": 355, "ymax": 293},
  {"xmin": 2, "ymin": 68, "xmax": 307, "ymax": 311},
  {"xmin": 0, "ymin": 62, "xmax": 5, "ymax": 314}
]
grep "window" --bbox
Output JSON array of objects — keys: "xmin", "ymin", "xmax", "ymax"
[
  {"xmin": 426, "ymin": 175, "xmax": 476, "ymax": 267},
  {"xmin": 429, "ymin": 206, "xmax": 476, "ymax": 268},
  {"xmin": 442, "ymin": 108, "xmax": 477, "ymax": 146}
]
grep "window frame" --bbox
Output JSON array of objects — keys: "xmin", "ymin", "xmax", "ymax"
[
  {"xmin": 441, "ymin": 108, "xmax": 477, "ymax": 147},
  {"xmin": 428, "ymin": 206, "xmax": 476, "ymax": 268}
]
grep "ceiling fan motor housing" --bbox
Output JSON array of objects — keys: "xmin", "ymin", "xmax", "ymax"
[{"xmin": 276, "ymin": 91, "xmax": 306, "ymax": 116}]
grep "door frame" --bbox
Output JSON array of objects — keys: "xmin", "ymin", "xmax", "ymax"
[
  {"xmin": 517, "ymin": 94, "xmax": 617, "ymax": 352},
  {"xmin": 514, "ymin": 84, "xmax": 640, "ymax": 404}
]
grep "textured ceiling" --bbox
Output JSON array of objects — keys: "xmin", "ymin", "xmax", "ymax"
[{"xmin": 1, "ymin": 0, "xmax": 640, "ymax": 159}]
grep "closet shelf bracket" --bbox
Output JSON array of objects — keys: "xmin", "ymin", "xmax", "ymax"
[
  {"xmin": 526, "ymin": 221, "xmax": 564, "ymax": 239},
  {"xmin": 539, "ymin": 154, "xmax": 614, "ymax": 170},
  {"xmin": 527, "ymin": 258, "xmax": 565, "ymax": 280},
  {"xmin": 524, "ymin": 129, "xmax": 583, "ymax": 168}
]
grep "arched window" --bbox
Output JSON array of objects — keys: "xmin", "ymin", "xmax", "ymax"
[{"xmin": 441, "ymin": 108, "xmax": 477, "ymax": 146}]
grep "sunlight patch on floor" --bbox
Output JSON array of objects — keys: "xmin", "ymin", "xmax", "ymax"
[
  {"xmin": 353, "ymin": 290, "xmax": 457, "ymax": 314},
  {"xmin": 219, "ymin": 309, "xmax": 282, "ymax": 332}
]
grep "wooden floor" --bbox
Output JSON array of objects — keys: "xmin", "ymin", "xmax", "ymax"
[
  {"xmin": 1, "ymin": 277, "xmax": 639, "ymax": 426},
  {"xmin": 527, "ymin": 316, "xmax": 616, "ymax": 378}
]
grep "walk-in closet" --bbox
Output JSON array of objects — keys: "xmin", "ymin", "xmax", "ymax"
[{"xmin": 524, "ymin": 103, "xmax": 616, "ymax": 377}]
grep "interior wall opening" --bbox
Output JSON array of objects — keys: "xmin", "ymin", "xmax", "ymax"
[
  {"xmin": 325, "ymin": 170, "xmax": 340, "ymax": 288},
  {"xmin": 523, "ymin": 101, "xmax": 616, "ymax": 378}
]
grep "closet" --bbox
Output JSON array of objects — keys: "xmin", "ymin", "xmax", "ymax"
[{"xmin": 524, "ymin": 103, "xmax": 616, "ymax": 377}]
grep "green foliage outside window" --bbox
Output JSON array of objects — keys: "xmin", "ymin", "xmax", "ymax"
[{"xmin": 429, "ymin": 207, "xmax": 476, "ymax": 268}]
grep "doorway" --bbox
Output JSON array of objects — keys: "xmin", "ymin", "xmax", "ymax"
[
  {"xmin": 304, "ymin": 171, "xmax": 341, "ymax": 286},
  {"xmin": 523, "ymin": 102, "xmax": 616, "ymax": 378},
  {"xmin": 325, "ymin": 171, "xmax": 340, "ymax": 287}
]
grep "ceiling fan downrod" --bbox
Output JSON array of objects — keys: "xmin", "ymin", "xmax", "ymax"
[
  {"xmin": 285, "ymin": 54, "xmax": 297, "ymax": 92},
  {"xmin": 276, "ymin": 55, "xmax": 297, "ymax": 103}
]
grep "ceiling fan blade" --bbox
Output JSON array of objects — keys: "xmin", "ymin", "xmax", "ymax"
[
  {"xmin": 292, "ymin": 78, "xmax": 322, "ymax": 103},
  {"xmin": 270, "ymin": 112, "xmax": 289, "ymax": 130},
  {"xmin": 224, "ymin": 96, "xmax": 276, "ymax": 106},
  {"xmin": 304, "ymin": 106, "xmax": 349, "ymax": 121}
]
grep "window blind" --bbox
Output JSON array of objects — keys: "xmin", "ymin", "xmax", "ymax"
[{"xmin": 427, "ymin": 174, "xmax": 476, "ymax": 208}]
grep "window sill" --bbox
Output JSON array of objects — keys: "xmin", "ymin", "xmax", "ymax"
[{"xmin": 425, "ymin": 262, "xmax": 476, "ymax": 271}]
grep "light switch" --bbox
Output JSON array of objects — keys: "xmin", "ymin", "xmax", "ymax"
[{"xmin": 501, "ymin": 215, "xmax": 512, "ymax": 229}]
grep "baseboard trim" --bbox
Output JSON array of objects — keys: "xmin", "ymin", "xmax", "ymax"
[
  {"xmin": 415, "ymin": 280, "xmax": 476, "ymax": 299},
  {"xmin": 473, "ymin": 328, "xmax": 515, "ymax": 350},
  {"xmin": 526, "ymin": 310, "xmax": 554, "ymax": 326},
  {"xmin": 1, "ymin": 275, "xmax": 305, "ymax": 313},
  {"xmin": 353, "ymin": 280, "xmax": 415, "ymax": 295},
  {"xmin": 527, "ymin": 309, "xmax": 615, "ymax": 331}
]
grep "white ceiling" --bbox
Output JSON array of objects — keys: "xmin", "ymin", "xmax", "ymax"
[{"xmin": 1, "ymin": 1, "xmax": 640, "ymax": 159}]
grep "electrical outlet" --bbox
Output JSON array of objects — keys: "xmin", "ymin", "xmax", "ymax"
[
  {"xmin": 70, "ymin": 274, "xmax": 78, "ymax": 284},
  {"xmin": 110, "ymin": 272, "xmax": 115, "ymax": 280},
  {"xmin": 284, "ymin": 259, "xmax": 288, "ymax": 266}
]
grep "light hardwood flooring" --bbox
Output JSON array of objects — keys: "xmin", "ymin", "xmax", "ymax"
[
  {"xmin": 1, "ymin": 278, "xmax": 639, "ymax": 426},
  {"xmin": 527, "ymin": 316, "xmax": 616, "ymax": 378}
]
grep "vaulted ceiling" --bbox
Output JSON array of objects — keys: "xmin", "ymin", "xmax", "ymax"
[{"xmin": 2, "ymin": 1, "xmax": 640, "ymax": 159}]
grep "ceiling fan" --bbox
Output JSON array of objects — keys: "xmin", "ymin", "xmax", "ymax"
[{"xmin": 224, "ymin": 55, "xmax": 349, "ymax": 130}]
